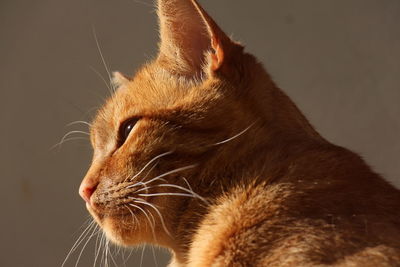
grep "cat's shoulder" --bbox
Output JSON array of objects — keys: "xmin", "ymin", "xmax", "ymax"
[
  {"xmin": 187, "ymin": 181, "xmax": 296, "ymax": 266},
  {"xmin": 187, "ymin": 176, "xmax": 400, "ymax": 266}
]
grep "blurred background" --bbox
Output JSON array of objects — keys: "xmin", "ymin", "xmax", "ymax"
[{"xmin": 1, "ymin": 0, "xmax": 399, "ymax": 266}]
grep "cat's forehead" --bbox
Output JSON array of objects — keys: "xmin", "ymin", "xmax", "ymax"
[
  {"xmin": 91, "ymin": 64, "xmax": 208, "ymax": 135},
  {"xmin": 127, "ymin": 65, "xmax": 196, "ymax": 101}
]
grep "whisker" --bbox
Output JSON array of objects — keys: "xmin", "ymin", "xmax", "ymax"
[
  {"xmin": 120, "ymin": 244, "xmax": 134, "ymax": 267},
  {"xmin": 89, "ymin": 65, "xmax": 113, "ymax": 94},
  {"xmin": 151, "ymin": 245, "xmax": 159, "ymax": 267},
  {"xmin": 129, "ymin": 196, "xmax": 145, "ymax": 201},
  {"xmin": 138, "ymin": 192, "xmax": 201, "ymax": 198},
  {"xmin": 108, "ymin": 241, "xmax": 118, "ymax": 267},
  {"xmin": 51, "ymin": 137, "xmax": 89, "ymax": 150},
  {"xmin": 139, "ymin": 245, "xmax": 146, "ymax": 267},
  {"xmin": 93, "ymin": 226, "xmax": 102, "ymax": 267},
  {"xmin": 125, "ymin": 162, "xmax": 158, "ymax": 193},
  {"xmin": 129, "ymin": 179, "xmax": 166, "ymax": 194},
  {"xmin": 92, "ymin": 25, "xmax": 115, "ymax": 93},
  {"xmin": 127, "ymin": 151, "xmax": 174, "ymax": 183},
  {"xmin": 66, "ymin": 120, "xmax": 92, "ymax": 128},
  {"xmin": 74, "ymin": 223, "xmax": 98, "ymax": 267},
  {"xmin": 143, "ymin": 165, "xmax": 197, "ymax": 186},
  {"xmin": 128, "ymin": 203, "xmax": 157, "ymax": 240},
  {"xmin": 127, "ymin": 182, "xmax": 150, "ymax": 193},
  {"xmin": 211, "ymin": 122, "xmax": 256, "ymax": 146},
  {"xmin": 104, "ymin": 238, "xmax": 109, "ymax": 267},
  {"xmin": 138, "ymin": 161, "xmax": 159, "ymax": 183},
  {"xmin": 125, "ymin": 248, "xmax": 134, "ymax": 267},
  {"xmin": 133, "ymin": 200, "xmax": 171, "ymax": 236},
  {"xmin": 113, "ymin": 244, "xmax": 122, "ymax": 265},
  {"xmin": 155, "ymin": 184, "xmax": 208, "ymax": 204},
  {"xmin": 61, "ymin": 130, "xmax": 90, "ymax": 141},
  {"xmin": 100, "ymin": 232, "xmax": 106, "ymax": 267},
  {"xmin": 61, "ymin": 220, "xmax": 95, "ymax": 267},
  {"xmin": 52, "ymin": 130, "xmax": 90, "ymax": 150},
  {"xmin": 124, "ymin": 204, "xmax": 139, "ymax": 231},
  {"xmin": 182, "ymin": 177, "xmax": 194, "ymax": 193}
]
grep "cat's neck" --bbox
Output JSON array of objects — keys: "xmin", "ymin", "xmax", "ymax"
[{"xmin": 168, "ymin": 103, "xmax": 328, "ymax": 264}]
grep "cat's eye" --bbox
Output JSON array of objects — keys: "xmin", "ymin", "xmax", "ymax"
[{"xmin": 118, "ymin": 118, "xmax": 140, "ymax": 146}]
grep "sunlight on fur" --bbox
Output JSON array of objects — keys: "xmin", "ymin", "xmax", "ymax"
[{"xmin": 62, "ymin": 0, "xmax": 400, "ymax": 266}]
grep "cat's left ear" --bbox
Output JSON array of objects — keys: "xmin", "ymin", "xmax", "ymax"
[
  {"xmin": 157, "ymin": 0, "xmax": 242, "ymax": 78},
  {"xmin": 112, "ymin": 71, "xmax": 130, "ymax": 87}
]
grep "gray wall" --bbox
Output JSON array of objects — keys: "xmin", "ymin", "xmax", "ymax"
[{"xmin": 1, "ymin": 0, "xmax": 399, "ymax": 266}]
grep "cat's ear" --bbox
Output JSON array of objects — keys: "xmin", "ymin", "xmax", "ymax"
[
  {"xmin": 112, "ymin": 71, "xmax": 130, "ymax": 87},
  {"xmin": 157, "ymin": 0, "xmax": 240, "ymax": 78}
]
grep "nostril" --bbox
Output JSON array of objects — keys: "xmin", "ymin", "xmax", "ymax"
[{"xmin": 79, "ymin": 182, "xmax": 98, "ymax": 204}]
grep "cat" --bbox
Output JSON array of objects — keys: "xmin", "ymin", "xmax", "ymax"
[{"xmin": 78, "ymin": 0, "xmax": 400, "ymax": 266}]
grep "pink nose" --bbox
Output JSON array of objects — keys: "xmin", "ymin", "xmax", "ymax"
[{"xmin": 79, "ymin": 180, "xmax": 98, "ymax": 204}]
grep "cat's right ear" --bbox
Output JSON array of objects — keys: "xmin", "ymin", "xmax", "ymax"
[{"xmin": 156, "ymin": 0, "xmax": 242, "ymax": 78}]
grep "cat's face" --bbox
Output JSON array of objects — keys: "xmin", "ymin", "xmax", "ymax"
[
  {"xmin": 79, "ymin": 0, "xmax": 262, "ymax": 247},
  {"xmin": 84, "ymin": 65, "xmax": 244, "ymax": 245}
]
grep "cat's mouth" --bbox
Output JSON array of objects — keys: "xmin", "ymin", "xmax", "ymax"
[
  {"xmin": 84, "ymin": 163, "xmax": 202, "ymax": 245},
  {"xmin": 88, "ymin": 187, "xmax": 161, "ymax": 223},
  {"xmin": 88, "ymin": 168, "xmax": 189, "ymax": 217},
  {"xmin": 86, "ymin": 193, "xmax": 165, "ymax": 246},
  {"xmin": 88, "ymin": 197, "xmax": 144, "ymax": 219},
  {"xmin": 87, "ymin": 181, "xmax": 149, "ymax": 216}
]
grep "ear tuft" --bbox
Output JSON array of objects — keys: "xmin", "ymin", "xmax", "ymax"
[{"xmin": 112, "ymin": 72, "xmax": 130, "ymax": 87}]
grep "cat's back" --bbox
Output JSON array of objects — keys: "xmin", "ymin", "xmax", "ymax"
[{"xmin": 187, "ymin": 145, "xmax": 400, "ymax": 266}]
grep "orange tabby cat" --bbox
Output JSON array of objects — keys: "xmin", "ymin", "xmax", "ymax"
[{"xmin": 79, "ymin": 0, "xmax": 400, "ymax": 266}]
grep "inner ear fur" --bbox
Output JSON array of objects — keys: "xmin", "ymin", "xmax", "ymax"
[{"xmin": 156, "ymin": 0, "xmax": 241, "ymax": 78}]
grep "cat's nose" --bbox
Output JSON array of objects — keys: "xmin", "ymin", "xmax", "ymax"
[{"xmin": 79, "ymin": 179, "xmax": 98, "ymax": 204}]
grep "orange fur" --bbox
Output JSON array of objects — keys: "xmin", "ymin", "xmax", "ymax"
[{"xmin": 79, "ymin": 0, "xmax": 400, "ymax": 266}]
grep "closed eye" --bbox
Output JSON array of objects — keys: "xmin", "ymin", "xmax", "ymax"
[{"xmin": 118, "ymin": 118, "xmax": 140, "ymax": 147}]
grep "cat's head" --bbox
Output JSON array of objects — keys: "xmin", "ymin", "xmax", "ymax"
[{"xmin": 79, "ymin": 0, "xmax": 275, "ymax": 248}]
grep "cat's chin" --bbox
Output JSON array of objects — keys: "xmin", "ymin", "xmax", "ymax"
[
  {"xmin": 101, "ymin": 218, "xmax": 133, "ymax": 246},
  {"xmin": 86, "ymin": 204, "xmax": 147, "ymax": 246}
]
